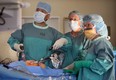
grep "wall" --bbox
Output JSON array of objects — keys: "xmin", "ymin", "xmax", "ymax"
[
  {"xmin": 0, "ymin": 0, "xmax": 22, "ymax": 61},
  {"xmin": 0, "ymin": 31, "xmax": 18, "ymax": 61}
]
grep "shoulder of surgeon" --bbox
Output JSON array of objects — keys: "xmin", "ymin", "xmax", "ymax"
[
  {"xmin": 22, "ymin": 23, "xmax": 33, "ymax": 29},
  {"xmin": 46, "ymin": 26, "xmax": 63, "ymax": 34},
  {"xmin": 94, "ymin": 37, "xmax": 113, "ymax": 49}
]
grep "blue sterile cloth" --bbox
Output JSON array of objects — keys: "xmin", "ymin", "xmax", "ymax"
[
  {"xmin": 8, "ymin": 61, "xmax": 63, "ymax": 76},
  {"xmin": 26, "ymin": 66, "xmax": 63, "ymax": 76},
  {"xmin": 0, "ymin": 61, "xmax": 76, "ymax": 80}
]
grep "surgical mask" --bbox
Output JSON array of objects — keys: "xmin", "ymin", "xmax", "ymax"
[
  {"xmin": 84, "ymin": 29, "xmax": 97, "ymax": 40},
  {"xmin": 34, "ymin": 11, "xmax": 46, "ymax": 23},
  {"xmin": 69, "ymin": 21, "xmax": 80, "ymax": 32}
]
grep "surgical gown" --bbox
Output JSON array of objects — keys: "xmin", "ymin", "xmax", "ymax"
[
  {"xmin": 63, "ymin": 30, "xmax": 89, "ymax": 67},
  {"xmin": 77, "ymin": 36, "xmax": 115, "ymax": 80},
  {"xmin": 7, "ymin": 23, "xmax": 71, "ymax": 67}
]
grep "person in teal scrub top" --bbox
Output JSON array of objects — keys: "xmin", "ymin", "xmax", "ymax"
[
  {"xmin": 63, "ymin": 10, "xmax": 89, "ymax": 68},
  {"xmin": 7, "ymin": 2, "xmax": 70, "ymax": 67},
  {"xmin": 65, "ymin": 14, "xmax": 115, "ymax": 80}
]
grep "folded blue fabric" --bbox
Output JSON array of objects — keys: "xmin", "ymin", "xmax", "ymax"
[
  {"xmin": 0, "ymin": 61, "xmax": 76, "ymax": 80},
  {"xmin": 8, "ymin": 61, "xmax": 63, "ymax": 76},
  {"xmin": 26, "ymin": 66, "xmax": 63, "ymax": 76}
]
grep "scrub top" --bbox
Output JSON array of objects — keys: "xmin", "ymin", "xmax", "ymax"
[
  {"xmin": 63, "ymin": 30, "xmax": 88, "ymax": 67},
  {"xmin": 7, "ymin": 23, "xmax": 71, "ymax": 67},
  {"xmin": 78, "ymin": 36, "xmax": 115, "ymax": 80}
]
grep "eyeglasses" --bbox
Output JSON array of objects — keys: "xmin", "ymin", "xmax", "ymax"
[{"xmin": 84, "ymin": 28, "xmax": 93, "ymax": 30}]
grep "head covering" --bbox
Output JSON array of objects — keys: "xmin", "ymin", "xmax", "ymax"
[
  {"xmin": 36, "ymin": 2, "xmax": 51, "ymax": 13},
  {"xmin": 68, "ymin": 10, "xmax": 83, "ymax": 20},
  {"xmin": 83, "ymin": 14, "xmax": 108, "ymax": 38}
]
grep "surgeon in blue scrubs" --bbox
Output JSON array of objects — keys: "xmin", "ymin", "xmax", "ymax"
[
  {"xmin": 63, "ymin": 10, "xmax": 89, "ymax": 68},
  {"xmin": 75, "ymin": 14, "xmax": 115, "ymax": 80},
  {"xmin": 64, "ymin": 14, "xmax": 115, "ymax": 80},
  {"xmin": 7, "ymin": 2, "xmax": 71, "ymax": 67}
]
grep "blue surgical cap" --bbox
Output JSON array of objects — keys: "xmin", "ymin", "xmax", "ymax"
[
  {"xmin": 36, "ymin": 2, "xmax": 51, "ymax": 13},
  {"xmin": 83, "ymin": 14, "xmax": 108, "ymax": 38}
]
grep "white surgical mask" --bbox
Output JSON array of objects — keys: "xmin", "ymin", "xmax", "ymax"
[
  {"xmin": 34, "ymin": 11, "xmax": 46, "ymax": 23},
  {"xmin": 69, "ymin": 21, "xmax": 80, "ymax": 32}
]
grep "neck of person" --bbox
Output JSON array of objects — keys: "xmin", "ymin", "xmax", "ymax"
[
  {"xmin": 91, "ymin": 34, "xmax": 100, "ymax": 40},
  {"xmin": 71, "ymin": 28, "xmax": 82, "ymax": 37},
  {"xmin": 34, "ymin": 21, "xmax": 47, "ymax": 27}
]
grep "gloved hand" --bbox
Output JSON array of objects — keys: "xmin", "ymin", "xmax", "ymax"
[
  {"xmin": 52, "ymin": 38, "xmax": 68, "ymax": 50},
  {"xmin": 73, "ymin": 60, "xmax": 92, "ymax": 73},
  {"xmin": 14, "ymin": 43, "xmax": 24, "ymax": 52},
  {"xmin": 63, "ymin": 69, "xmax": 74, "ymax": 73},
  {"xmin": 63, "ymin": 63, "xmax": 76, "ymax": 74}
]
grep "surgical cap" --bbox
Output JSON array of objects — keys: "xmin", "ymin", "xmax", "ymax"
[
  {"xmin": 83, "ymin": 14, "xmax": 108, "ymax": 38},
  {"xmin": 69, "ymin": 10, "xmax": 83, "ymax": 20},
  {"xmin": 36, "ymin": 2, "xmax": 51, "ymax": 13}
]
